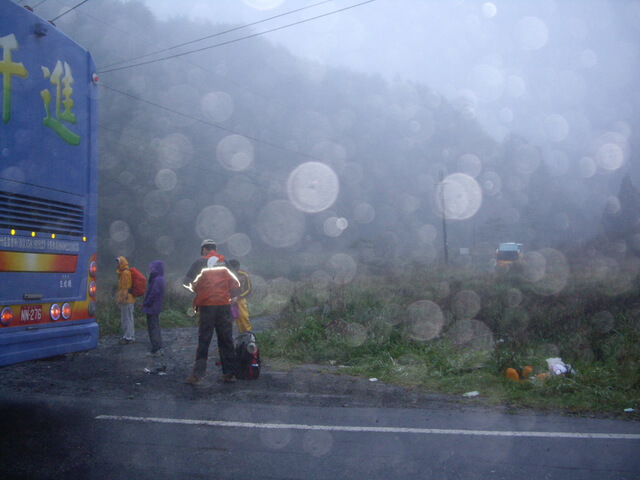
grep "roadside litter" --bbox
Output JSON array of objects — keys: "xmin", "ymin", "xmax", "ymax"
[
  {"xmin": 546, "ymin": 357, "xmax": 575, "ymax": 376},
  {"xmin": 144, "ymin": 366, "xmax": 167, "ymax": 375},
  {"xmin": 463, "ymin": 391, "xmax": 479, "ymax": 397},
  {"xmin": 504, "ymin": 365, "xmax": 533, "ymax": 382},
  {"xmin": 504, "ymin": 358, "xmax": 576, "ymax": 382}
]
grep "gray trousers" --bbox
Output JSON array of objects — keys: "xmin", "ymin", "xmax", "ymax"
[
  {"xmin": 119, "ymin": 303, "xmax": 135, "ymax": 340},
  {"xmin": 146, "ymin": 314, "xmax": 163, "ymax": 352},
  {"xmin": 193, "ymin": 305, "xmax": 237, "ymax": 377}
]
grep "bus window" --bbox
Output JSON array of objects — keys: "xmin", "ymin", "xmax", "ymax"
[{"xmin": 0, "ymin": 2, "xmax": 99, "ymax": 366}]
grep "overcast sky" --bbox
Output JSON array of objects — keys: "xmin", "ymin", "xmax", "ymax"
[
  {"xmin": 12, "ymin": 0, "xmax": 639, "ymax": 262},
  {"xmin": 126, "ymin": 0, "xmax": 639, "ymax": 181},
  {"xmin": 27, "ymin": 0, "xmax": 638, "ymax": 185}
]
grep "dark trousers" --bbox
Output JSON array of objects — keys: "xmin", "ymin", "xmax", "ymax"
[
  {"xmin": 146, "ymin": 314, "xmax": 162, "ymax": 352},
  {"xmin": 193, "ymin": 305, "xmax": 237, "ymax": 377}
]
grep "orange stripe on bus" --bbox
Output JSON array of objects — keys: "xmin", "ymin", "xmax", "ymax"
[{"xmin": 0, "ymin": 252, "xmax": 78, "ymax": 273}]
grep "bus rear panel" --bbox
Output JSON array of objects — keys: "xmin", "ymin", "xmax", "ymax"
[{"xmin": 0, "ymin": 2, "xmax": 99, "ymax": 366}]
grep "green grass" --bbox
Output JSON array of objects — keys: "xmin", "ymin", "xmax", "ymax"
[
  {"xmin": 95, "ymin": 268, "xmax": 640, "ymax": 416},
  {"xmin": 256, "ymin": 268, "xmax": 640, "ymax": 417}
]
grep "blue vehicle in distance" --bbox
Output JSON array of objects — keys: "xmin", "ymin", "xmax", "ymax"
[{"xmin": 496, "ymin": 242, "xmax": 523, "ymax": 271}]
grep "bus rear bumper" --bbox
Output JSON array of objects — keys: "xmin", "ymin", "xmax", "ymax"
[{"xmin": 0, "ymin": 321, "xmax": 99, "ymax": 367}]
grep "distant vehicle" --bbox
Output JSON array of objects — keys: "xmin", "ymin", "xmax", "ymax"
[
  {"xmin": 0, "ymin": 2, "xmax": 99, "ymax": 366},
  {"xmin": 496, "ymin": 242, "xmax": 523, "ymax": 270}
]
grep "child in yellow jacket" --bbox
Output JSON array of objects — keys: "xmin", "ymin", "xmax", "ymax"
[{"xmin": 228, "ymin": 259, "xmax": 252, "ymax": 333}]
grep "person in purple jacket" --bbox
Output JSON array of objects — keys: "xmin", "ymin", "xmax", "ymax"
[{"xmin": 141, "ymin": 260, "xmax": 166, "ymax": 357}]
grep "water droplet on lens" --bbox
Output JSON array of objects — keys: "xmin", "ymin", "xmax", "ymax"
[{"xmin": 287, "ymin": 162, "xmax": 339, "ymax": 213}]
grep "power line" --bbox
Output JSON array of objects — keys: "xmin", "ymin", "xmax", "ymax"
[
  {"xmin": 30, "ymin": 0, "xmax": 50, "ymax": 9},
  {"xmin": 97, "ymin": 123, "xmax": 270, "ymax": 189},
  {"xmin": 45, "ymin": 0, "xmax": 327, "ymax": 128},
  {"xmin": 49, "ymin": 0, "xmax": 89, "ymax": 22},
  {"xmin": 99, "ymin": 82, "xmax": 319, "ymax": 163},
  {"xmin": 44, "ymin": 1, "xmax": 376, "ymax": 170},
  {"xmin": 28, "ymin": 0, "xmax": 164, "ymax": 52},
  {"xmin": 101, "ymin": 0, "xmax": 335, "ymax": 70},
  {"xmin": 61, "ymin": 4, "xmax": 156, "ymax": 48},
  {"xmin": 99, "ymin": 0, "xmax": 377, "ymax": 74}
]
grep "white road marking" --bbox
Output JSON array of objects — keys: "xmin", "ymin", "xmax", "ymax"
[{"xmin": 95, "ymin": 415, "xmax": 640, "ymax": 440}]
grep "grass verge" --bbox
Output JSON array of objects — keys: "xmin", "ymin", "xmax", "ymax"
[
  {"xmin": 257, "ymin": 268, "xmax": 640, "ymax": 418},
  {"xmin": 95, "ymin": 269, "xmax": 640, "ymax": 417}
]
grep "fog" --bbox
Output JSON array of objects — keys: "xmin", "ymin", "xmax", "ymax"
[
  {"xmin": 27, "ymin": 0, "xmax": 640, "ymax": 284},
  {"xmin": 144, "ymin": 0, "xmax": 640, "ymax": 153}
]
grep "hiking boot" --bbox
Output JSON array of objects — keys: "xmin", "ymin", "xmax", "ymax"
[
  {"xmin": 119, "ymin": 338, "xmax": 135, "ymax": 345},
  {"xmin": 146, "ymin": 349, "xmax": 164, "ymax": 357},
  {"xmin": 220, "ymin": 373, "xmax": 237, "ymax": 384},
  {"xmin": 185, "ymin": 374, "xmax": 201, "ymax": 385}
]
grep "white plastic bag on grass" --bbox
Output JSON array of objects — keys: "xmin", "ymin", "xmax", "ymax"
[{"xmin": 546, "ymin": 357, "xmax": 574, "ymax": 376}]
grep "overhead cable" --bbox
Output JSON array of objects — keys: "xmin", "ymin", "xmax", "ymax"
[
  {"xmin": 99, "ymin": 0, "xmax": 376, "ymax": 74},
  {"xmin": 49, "ymin": 0, "xmax": 89, "ymax": 22},
  {"xmin": 45, "ymin": 0, "xmax": 319, "ymax": 121},
  {"xmin": 98, "ymin": 124, "xmax": 269, "ymax": 189},
  {"xmin": 101, "ymin": 0, "xmax": 335, "ymax": 70},
  {"xmin": 99, "ymin": 83, "xmax": 319, "ymax": 163},
  {"xmin": 30, "ymin": 0, "xmax": 49, "ymax": 9}
]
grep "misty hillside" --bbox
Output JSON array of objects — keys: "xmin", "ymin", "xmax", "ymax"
[{"xmin": 49, "ymin": 0, "xmax": 634, "ymax": 283}]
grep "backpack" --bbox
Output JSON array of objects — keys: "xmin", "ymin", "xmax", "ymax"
[
  {"xmin": 129, "ymin": 267, "xmax": 146, "ymax": 297},
  {"xmin": 235, "ymin": 332, "xmax": 261, "ymax": 380}
]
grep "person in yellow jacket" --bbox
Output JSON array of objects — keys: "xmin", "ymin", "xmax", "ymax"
[
  {"xmin": 116, "ymin": 256, "xmax": 136, "ymax": 344},
  {"xmin": 228, "ymin": 259, "xmax": 252, "ymax": 333}
]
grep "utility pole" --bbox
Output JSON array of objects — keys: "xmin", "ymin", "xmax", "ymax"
[{"xmin": 440, "ymin": 170, "xmax": 449, "ymax": 265}]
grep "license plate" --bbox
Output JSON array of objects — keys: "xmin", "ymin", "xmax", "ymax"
[{"xmin": 20, "ymin": 305, "xmax": 42, "ymax": 323}]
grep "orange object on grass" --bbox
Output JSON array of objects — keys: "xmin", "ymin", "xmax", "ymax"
[
  {"xmin": 521, "ymin": 365, "xmax": 533, "ymax": 379},
  {"xmin": 505, "ymin": 368, "xmax": 520, "ymax": 381}
]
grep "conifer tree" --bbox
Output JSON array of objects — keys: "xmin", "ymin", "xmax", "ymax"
[{"xmin": 602, "ymin": 174, "xmax": 640, "ymax": 240}]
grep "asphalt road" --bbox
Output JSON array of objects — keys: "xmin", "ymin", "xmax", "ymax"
[
  {"xmin": 1, "ymin": 392, "xmax": 640, "ymax": 479},
  {"xmin": 0, "ymin": 316, "xmax": 639, "ymax": 479}
]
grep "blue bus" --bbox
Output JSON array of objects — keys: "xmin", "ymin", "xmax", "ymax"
[{"xmin": 0, "ymin": 2, "xmax": 99, "ymax": 366}]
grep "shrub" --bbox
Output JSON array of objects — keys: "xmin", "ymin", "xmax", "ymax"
[{"xmin": 260, "ymin": 263, "xmax": 640, "ymax": 413}]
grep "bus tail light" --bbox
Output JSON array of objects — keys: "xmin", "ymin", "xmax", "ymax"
[
  {"xmin": 89, "ymin": 281, "xmax": 97, "ymax": 298},
  {"xmin": 61, "ymin": 303, "xmax": 72, "ymax": 320},
  {"xmin": 89, "ymin": 261, "xmax": 97, "ymax": 277},
  {"xmin": 1, "ymin": 307, "xmax": 13, "ymax": 326},
  {"xmin": 88, "ymin": 301, "xmax": 96, "ymax": 317},
  {"xmin": 50, "ymin": 304, "xmax": 61, "ymax": 321}
]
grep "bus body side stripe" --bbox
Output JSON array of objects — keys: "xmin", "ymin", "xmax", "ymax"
[{"xmin": 0, "ymin": 252, "xmax": 78, "ymax": 273}]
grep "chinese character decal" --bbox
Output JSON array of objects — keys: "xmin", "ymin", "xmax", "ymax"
[
  {"xmin": 0, "ymin": 34, "xmax": 29, "ymax": 124},
  {"xmin": 41, "ymin": 60, "xmax": 80, "ymax": 145}
]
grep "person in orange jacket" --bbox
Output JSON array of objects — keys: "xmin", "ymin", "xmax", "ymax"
[
  {"xmin": 116, "ymin": 256, "xmax": 136, "ymax": 344},
  {"xmin": 182, "ymin": 239, "xmax": 240, "ymax": 384}
]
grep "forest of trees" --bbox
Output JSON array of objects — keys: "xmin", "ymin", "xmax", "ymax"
[{"xmin": 48, "ymin": 0, "xmax": 633, "ymax": 281}]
